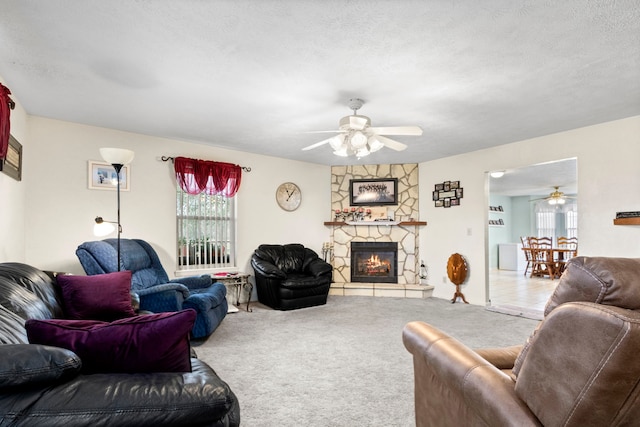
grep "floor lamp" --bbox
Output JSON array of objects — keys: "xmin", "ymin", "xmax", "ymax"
[{"xmin": 94, "ymin": 148, "xmax": 135, "ymax": 272}]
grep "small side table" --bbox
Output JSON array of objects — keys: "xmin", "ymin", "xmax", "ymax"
[{"xmin": 212, "ymin": 273, "xmax": 253, "ymax": 312}]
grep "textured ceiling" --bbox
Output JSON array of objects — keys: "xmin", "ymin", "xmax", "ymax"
[
  {"xmin": 0, "ymin": 0, "xmax": 639, "ymax": 180},
  {"xmin": 489, "ymin": 158, "xmax": 577, "ymax": 197}
]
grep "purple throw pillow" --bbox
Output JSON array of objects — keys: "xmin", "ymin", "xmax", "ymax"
[
  {"xmin": 26, "ymin": 309, "xmax": 196, "ymax": 373},
  {"xmin": 57, "ymin": 271, "xmax": 136, "ymax": 321}
]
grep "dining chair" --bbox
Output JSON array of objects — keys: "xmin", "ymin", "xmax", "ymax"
[
  {"xmin": 555, "ymin": 236, "xmax": 578, "ymax": 275},
  {"xmin": 529, "ymin": 236, "xmax": 554, "ymax": 279},
  {"xmin": 520, "ymin": 236, "xmax": 533, "ymax": 277},
  {"xmin": 557, "ymin": 236, "xmax": 578, "ymax": 257}
]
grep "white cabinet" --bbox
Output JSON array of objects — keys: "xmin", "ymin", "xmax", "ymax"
[{"xmin": 498, "ymin": 243, "xmax": 526, "ymax": 271}]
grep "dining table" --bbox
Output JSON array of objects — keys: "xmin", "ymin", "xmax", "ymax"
[{"xmin": 529, "ymin": 247, "xmax": 577, "ymax": 279}]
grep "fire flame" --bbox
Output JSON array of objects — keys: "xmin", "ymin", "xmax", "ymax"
[{"xmin": 364, "ymin": 254, "xmax": 390, "ymax": 274}]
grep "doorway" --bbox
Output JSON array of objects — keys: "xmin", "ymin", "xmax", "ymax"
[{"xmin": 486, "ymin": 158, "xmax": 577, "ymax": 319}]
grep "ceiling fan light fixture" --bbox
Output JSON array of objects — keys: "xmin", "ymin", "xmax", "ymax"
[
  {"xmin": 329, "ymin": 135, "xmax": 345, "ymax": 150},
  {"xmin": 302, "ymin": 98, "xmax": 417, "ymax": 158},
  {"xmin": 368, "ymin": 136, "xmax": 384, "ymax": 152},
  {"xmin": 333, "ymin": 147, "xmax": 349, "ymax": 157},
  {"xmin": 350, "ymin": 131, "xmax": 368, "ymax": 149}
]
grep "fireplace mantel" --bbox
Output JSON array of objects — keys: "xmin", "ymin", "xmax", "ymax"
[{"xmin": 324, "ymin": 221, "xmax": 427, "ymax": 226}]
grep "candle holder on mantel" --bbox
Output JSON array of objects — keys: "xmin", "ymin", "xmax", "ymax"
[{"xmin": 334, "ymin": 208, "xmax": 372, "ymax": 222}]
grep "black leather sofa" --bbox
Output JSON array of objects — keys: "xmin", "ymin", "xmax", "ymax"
[
  {"xmin": 251, "ymin": 243, "xmax": 332, "ymax": 310},
  {"xmin": 0, "ymin": 262, "xmax": 240, "ymax": 426}
]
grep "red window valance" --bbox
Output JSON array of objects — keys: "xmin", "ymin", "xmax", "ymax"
[
  {"xmin": 174, "ymin": 156, "xmax": 242, "ymax": 197},
  {"xmin": 0, "ymin": 83, "xmax": 13, "ymax": 160}
]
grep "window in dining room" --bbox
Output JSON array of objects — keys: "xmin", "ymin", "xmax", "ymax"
[
  {"xmin": 565, "ymin": 209, "xmax": 578, "ymax": 239},
  {"xmin": 535, "ymin": 201, "xmax": 578, "ymax": 241},
  {"xmin": 535, "ymin": 210, "xmax": 555, "ymax": 238}
]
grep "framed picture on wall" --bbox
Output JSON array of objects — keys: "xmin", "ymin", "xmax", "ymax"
[
  {"xmin": 433, "ymin": 180, "xmax": 463, "ymax": 208},
  {"xmin": 88, "ymin": 161, "xmax": 130, "ymax": 191},
  {"xmin": 349, "ymin": 178, "xmax": 398, "ymax": 206},
  {"xmin": 0, "ymin": 134, "xmax": 22, "ymax": 181}
]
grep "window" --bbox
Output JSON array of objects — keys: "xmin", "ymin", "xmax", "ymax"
[
  {"xmin": 565, "ymin": 209, "xmax": 578, "ymax": 239},
  {"xmin": 534, "ymin": 201, "xmax": 578, "ymax": 241},
  {"xmin": 176, "ymin": 187, "xmax": 236, "ymax": 271},
  {"xmin": 172, "ymin": 156, "xmax": 242, "ymax": 272},
  {"xmin": 534, "ymin": 200, "xmax": 556, "ymax": 238},
  {"xmin": 535, "ymin": 210, "xmax": 555, "ymax": 238}
]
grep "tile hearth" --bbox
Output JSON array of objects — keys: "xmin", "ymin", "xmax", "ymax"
[{"xmin": 329, "ymin": 282, "xmax": 434, "ymax": 298}]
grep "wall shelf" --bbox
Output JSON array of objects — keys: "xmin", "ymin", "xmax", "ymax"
[
  {"xmin": 613, "ymin": 217, "xmax": 640, "ymax": 225},
  {"xmin": 324, "ymin": 221, "xmax": 427, "ymax": 227}
]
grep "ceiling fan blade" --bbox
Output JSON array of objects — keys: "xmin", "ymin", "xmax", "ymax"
[
  {"xmin": 375, "ymin": 135, "xmax": 408, "ymax": 151},
  {"xmin": 302, "ymin": 136, "xmax": 337, "ymax": 151},
  {"xmin": 368, "ymin": 126, "xmax": 423, "ymax": 136}
]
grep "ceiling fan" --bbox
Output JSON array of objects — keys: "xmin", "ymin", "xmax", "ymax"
[
  {"xmin": 531, "ymin": 186, "xmax": 577, "ymax": 205},
  {"xmin": 302, "ymin": 98, "xmax": 422, "ymax": 158}
]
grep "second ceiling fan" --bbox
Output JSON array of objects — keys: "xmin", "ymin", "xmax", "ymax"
[
  {"xmin": 302, "ymin": 98, "xmax": 422, "ymax": 158},
  {"xmin": 531, "ymin": 186, "xmax": 577, "ymax": 205}
]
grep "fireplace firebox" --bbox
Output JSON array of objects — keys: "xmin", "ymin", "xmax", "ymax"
[{"xmin": 351, "ymin": 241, "xmax": 398, "ymax": 283}]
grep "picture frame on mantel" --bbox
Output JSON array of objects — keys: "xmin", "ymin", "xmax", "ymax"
[
  {"xmin": 349, "ymin": 178, "xmax": 398, "ymax": 206},
  {"xmin": 88, "ymin": 160, "xmax": 130, "ymax": 191},
  {"xmin": 0, "ymin": 134, "xmax": 22, "ymax": 181}
]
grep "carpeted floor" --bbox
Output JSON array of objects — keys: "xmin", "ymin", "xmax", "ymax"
[{"xmin": 193, "ymin": 296, "xmax": 540, "ymax": 427}]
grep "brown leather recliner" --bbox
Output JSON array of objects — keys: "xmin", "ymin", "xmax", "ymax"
[{"xmin": 403, "ymin": 257, "xmax": 640, "ymax": 427}]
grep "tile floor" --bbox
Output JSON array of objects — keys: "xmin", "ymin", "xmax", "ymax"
[{"xmin": 487, "ymin": 268, "xmax": 559, "ymax": 319}]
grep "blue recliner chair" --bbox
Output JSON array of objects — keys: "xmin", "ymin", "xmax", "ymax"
[{"xmin": 76, "ymin": 239, "xmax": 228, "ymax": 339}]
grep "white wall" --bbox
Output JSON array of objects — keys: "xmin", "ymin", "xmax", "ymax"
[
  {"xmin": 4, "ymin": 83, "xmax": 639, "ymax": 308},
  {"xmin": 510, "ymin": 196, "xmax": 533, "ymax": 242},
  {"xmin": 24, "ymin": 117, "xmax": 331, "ymax": 287},
  {"xmin": 420, "ymin": 115, "xmax": 640, "ymax": 305},
  {"xmin": 0, "ymin": 75, "xmax": 28, "ymax": 262}
]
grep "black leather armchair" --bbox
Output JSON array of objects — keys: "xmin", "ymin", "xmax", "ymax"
[{"xmin": 251, "ymin": 244, "xmax": 332, "ymax": 310}]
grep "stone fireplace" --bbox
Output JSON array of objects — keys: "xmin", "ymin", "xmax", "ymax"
[
  {"xmin": 351, "ymin": 241, "xmax": 398, "ymax": 283},
  {"xmin": 326, "ymin": 164, "xmax": 433, "ymax": 299}
]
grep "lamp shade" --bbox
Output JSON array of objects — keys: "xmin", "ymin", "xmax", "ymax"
[
  {"xmin": 350, "ymin": 131, "xmax": 368, "ymax": 149},
  {"xmin": 368, "ymin": 136, "xmax": 384, "ymax": 153},
  {"xmin": 329, "ymin": 135, "xmax": 345, "ymax": 150},
  {"xmin": 100, "ymin": 148, "xmax": 135, "ymax": 165},
  {"xmin": 333, "ymin": 146, "xmax": 349, "ymax": 157},
  {"xmin": 94, "ymin": 217, "xmax": 116, "ymax": 236}
]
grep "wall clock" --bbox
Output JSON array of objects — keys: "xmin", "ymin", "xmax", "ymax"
[{"xmin": 276, "ymin": 182, "xmax": 301, "ymax": 211}]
